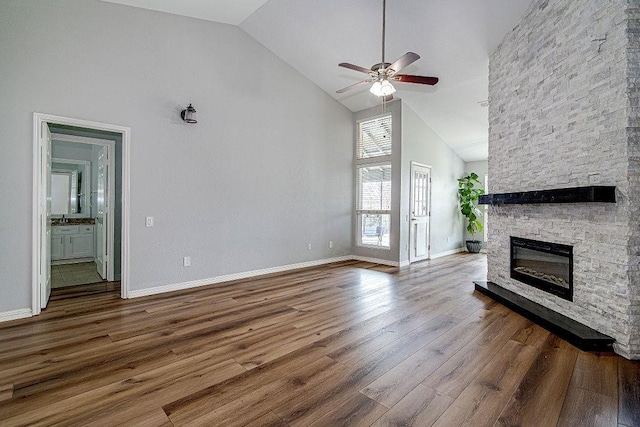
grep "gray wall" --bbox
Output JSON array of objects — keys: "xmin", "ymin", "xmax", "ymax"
[
  {"xmin": 0, "ymin": 0, "xmax": 353, "ymax": 312},
  {"xmin": 463, "ymin": 160, "xmax": 488, "ymax": 244},
  {"xmin": 401, "ymin": 103, "xmax": 465, "ymax": 260}
]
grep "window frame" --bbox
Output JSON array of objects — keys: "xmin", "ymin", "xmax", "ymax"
[{"xmin": 355, "ymin": 113, "xmax": 393, "ymax": 250}]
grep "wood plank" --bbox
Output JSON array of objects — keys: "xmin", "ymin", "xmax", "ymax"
[
  {"xmin": 433, "ymin": 340, "xmax": 538, "ymax": 427},
  {"xmin": 168, "ymin": 356, "xmax": 337, "ymax": 426},
  {"xmin": 423, "ymin": 311, "xmax": 528, "ymax": 399},
  {"xmin": 360, "ymin": 305, "xmax": 511, "ymax": 408},
  {"xmin": 509, "ymin": 319, "xmax": 551, "ymax": 348},
  {"xmin": 164, "ymin": 350, "xmax": 332, "ymax": 424},
  {"xmin": 0, "ymin": 384, "xmax": 12, "ymax": 402},
  {"xmin": 618, "ymin": 357, "xmax": 640, "ymax": 427},
  {"xmin": 556, "ymin": 387, "xmax": 617, "ymax": 427},
  {"xmin": 241, "ymin": 411, "xmax": 288, "ymax": 427},
  {"xmin": 307, "ymin": 392, "xmax": 388, "ymax": 427},
  {"xmin": 2, "ymin": 355, "xmax": 246, "ymax": 426},
  {"xmin": 569, "ymin": 352, "xmax": 618, "ymax": 398},
  {"xmin": 272, "ymin": 325, "xmax": 453, "ymax": 426},
  {"xmin": 370, "ymin": 384, "xmax": 453, "ymax": 427},
  {"xmin": 84, "ymin": 407, "xmax": 173, "ymax": 427},
  {"xmin": 495, "ymin": 334, "xmax": 579, "ymax": 426}
]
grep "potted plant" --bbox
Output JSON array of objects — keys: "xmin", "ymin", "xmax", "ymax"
[{"xmin": 457, "ymin": 173, "xmax": 485, "ymax": 253}]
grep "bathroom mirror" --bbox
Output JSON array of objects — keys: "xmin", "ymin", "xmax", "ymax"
[{"xmin": 51, "ymin": 158, "xmax": 91, "ymax": 217}]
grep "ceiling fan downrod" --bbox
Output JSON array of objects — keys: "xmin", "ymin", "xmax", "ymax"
[{"xmin": 381, "ymin": 0, "xmax": 386, "ymax": 65}]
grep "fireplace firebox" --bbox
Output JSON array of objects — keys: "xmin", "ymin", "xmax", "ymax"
[{"xmin": 510, "ymin": 237, "xmax": 573, "ymax": 301}]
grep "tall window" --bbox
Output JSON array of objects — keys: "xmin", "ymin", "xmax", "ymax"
[{"xmin": 356, "ymin": 115, "xmax": 392, "ymax": 248}]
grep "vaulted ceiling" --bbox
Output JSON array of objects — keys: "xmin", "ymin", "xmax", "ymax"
[{"xmin": 101, "ymin": 0, "xmax": 533, "ymax": 161}]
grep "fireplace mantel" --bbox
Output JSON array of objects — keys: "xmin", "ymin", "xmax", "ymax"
[{"xmin": 479, "ymin": 186, "xmax": 616, "ymax": 205}]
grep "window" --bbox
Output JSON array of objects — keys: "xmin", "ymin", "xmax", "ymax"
[
  {"xmin": 356, "ymin": 164, "xmax": 391, "ymax": 248},
  {"xmin": 357, "ymin": 115, "xmax": 392, "ymax": 159},
  {"xmin": 355, "ymin": 114, "xmax": 393, "ymax": 249}
]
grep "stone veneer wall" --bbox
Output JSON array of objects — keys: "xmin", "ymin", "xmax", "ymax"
[{"xmin": 488, "ymin": 0, "xmax": 640, "ymax": 358}]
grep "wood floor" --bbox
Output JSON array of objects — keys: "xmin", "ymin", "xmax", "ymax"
[{"xmin": 1, "ymin": 254, "xmax": 638, "ymax": 426}]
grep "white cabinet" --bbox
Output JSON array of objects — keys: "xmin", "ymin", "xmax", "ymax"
[{"xmin": 51, "ymin": 225, "xmax": 94, "ymax": 261}]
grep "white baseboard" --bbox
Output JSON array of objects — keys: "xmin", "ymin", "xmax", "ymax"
[
  {"xmin": 430, "ymin": 247, "xmax": 466, "ymax": 259},
  {"xmin": 128, "ymin": 256, "xmax": 353, "ymax": 298},
  {"xmin": 0, "ymin": 308, "xmax": 32, "ymax": 322},
  {"xmin": 399, "ymin": 260, "xmax": 410, "ymax": 267}
]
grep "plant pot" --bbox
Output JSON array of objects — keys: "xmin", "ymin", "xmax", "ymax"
[{"xmin": 466, "ymin": 240, "xmax": 482, "ymax": 253}]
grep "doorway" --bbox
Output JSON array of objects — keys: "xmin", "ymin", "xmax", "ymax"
[
  {"xmin": 33, "ymin": 113, "xmax": 130, "ymax": 314},
  {"xmin": 409, "ymin": 162, "xmax": 431, "ymax": 263},
  {"xmin": 49, "ymin": 134, "xmax": 116, "ymax": 287}
]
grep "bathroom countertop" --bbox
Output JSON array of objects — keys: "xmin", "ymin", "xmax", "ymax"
[{"xmin": 52, "ymin": 218, "xmax": 95, "ymax": 226}]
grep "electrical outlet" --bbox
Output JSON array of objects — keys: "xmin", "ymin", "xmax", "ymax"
[
  {"xmin": 183, "ymin": 256, "xmax": 191, "ymax": 267},
  {"xmin": 308, "ymin": 243, "xmax": 312, "ymax": 250},
  {"xmin": 145, "ymin": 216, "xmax": 154, "ymax": 227},
  {"xmin": 329, "ymin": 241, "xmax": 333, "ymax": 249},
  {"xmin": 447, "ymin": 237, "xmax": 450, "ymax": 243}
]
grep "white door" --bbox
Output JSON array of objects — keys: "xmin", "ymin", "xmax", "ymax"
[
  {"xmin": 409, "ymin": 163, "xmax": 431, "ymax": 263},
  {"xmin": 95, "ymin": 146, "xmax": 108, "ymax": 279},
  {"xmin": 40, "ymin": 122, "xmax": 52, "ymax": 308}
]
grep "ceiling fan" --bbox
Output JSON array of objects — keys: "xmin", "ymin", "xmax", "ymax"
[{"xmin": 336, "ymin": 0, "xmax": 439, "ymax": 100}]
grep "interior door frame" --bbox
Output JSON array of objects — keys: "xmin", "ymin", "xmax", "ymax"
[
  {"xmin": 51, "ymin": 134, "xmax": 115, "ymax": 281},
  {"xmin": 409, "ymin": 161, "xmax": 432, "ymax": 263},
  {"xmin": 32, "ymin": 113, "xmax": 131, "ymax": 315}
]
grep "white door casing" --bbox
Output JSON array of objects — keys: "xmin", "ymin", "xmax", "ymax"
[
  {"xmin": 409, "ymin": 162, "xmax": 431, "ymax": 263},
  {"xmin": 40, "ymin": 122, "xmax": 52, "ymax": 308},
  {"xmin": 33, "ymin": 113, "xmax": 131, "ymax": 316}
]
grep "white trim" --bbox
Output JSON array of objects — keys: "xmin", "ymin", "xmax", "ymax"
[
  {"xmin": 128, "ymin": 256, "xmax": 353, "ymax": 298},
  {"xmin": 0, "ymin": 309, "xmax": 33, "ymax": 323},
  {"xmin": 32, "ymin": 117, "xmax": 41, "ymax": 315},
  {"xmin": 399, "ymin": 260, "xmax": 410, "ymax": 267},
  {"xmin": 33, "ymin": 113, "xmax": 131, "ymax": 314},
  {"xmin": 430, "ymin": 247, "xmax": 466, "ymax": 259}
]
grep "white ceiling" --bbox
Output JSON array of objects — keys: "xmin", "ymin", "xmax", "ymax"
[
  {"xmin": 100, "ymin": 0, "xmax": 271, "ymax": 25},
  {"xmin": 101, "ymin": 0, "xmax": 533, "ymax": 161}
]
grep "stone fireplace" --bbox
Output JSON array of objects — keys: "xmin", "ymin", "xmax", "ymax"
[{"xmin": 487, "ymin": 0, "xmax": 640, "ymax": 359}]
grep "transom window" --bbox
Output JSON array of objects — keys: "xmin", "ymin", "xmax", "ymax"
[{"xmin": 357, "ymin": 115, "xmax": 392, "ymax": 159}]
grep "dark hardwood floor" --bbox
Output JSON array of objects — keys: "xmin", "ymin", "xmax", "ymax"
[{"xmin": 0, "ymin": 254, "xmax": 638, "ymax": 426}]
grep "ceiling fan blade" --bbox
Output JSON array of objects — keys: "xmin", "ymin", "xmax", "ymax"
[
  {"xmin": 338, "ymin": 62, "xmax": 373, "ymax": 74},
  {"xmin": 336, "ymin": 79, "xmax": 375, "ymax": 94},
  {"xmin": 387, "ymin": 52, "xmax": 420, "ymax": 73},
  {"xmin": 393, "ymin": 74, "xmax": 439, "ymax": 85}
]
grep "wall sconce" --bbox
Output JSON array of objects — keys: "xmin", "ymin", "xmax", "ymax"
[{"xmin": 181, "ymin": 104, "xmax": 197, "ymax": 123}]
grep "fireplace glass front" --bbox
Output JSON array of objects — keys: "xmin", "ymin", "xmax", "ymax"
[{"xmin": 510, "ymin": 237, "xmax": 573, "ymax": 301}]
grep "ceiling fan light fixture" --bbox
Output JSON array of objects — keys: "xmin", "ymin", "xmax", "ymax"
[
  {"xmin": 370, "ymin": 81, "xmax": 383, "ymax": 96},
  {"xmin": 370, "ymin": 79, "xmax": 395, "ymax": 97},
  {"xmin": 379, "ymin": 79, "xmax": 396, "ymax": 96}
]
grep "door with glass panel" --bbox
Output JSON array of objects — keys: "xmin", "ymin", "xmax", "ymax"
[{"xmin": 409, "ymin": 162, "xmax": 431, "ymax": 263}]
